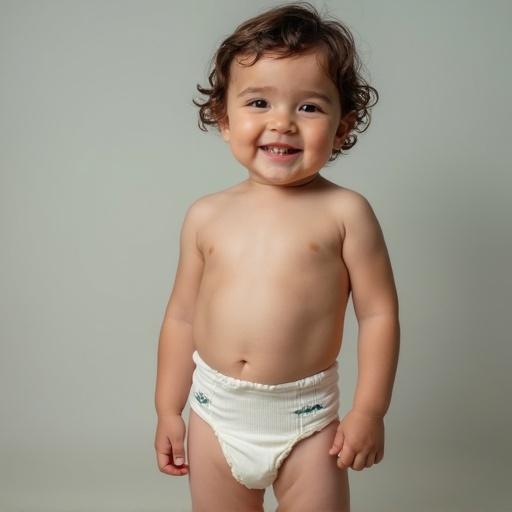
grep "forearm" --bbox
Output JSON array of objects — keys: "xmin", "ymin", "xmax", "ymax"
[
  {"xmin": 155, "ymin": 317, "xmax": 196, "ymax": 416},
  {"xmin": 352, "ymin": 313, "xmax": 400, "ymax": 418}
]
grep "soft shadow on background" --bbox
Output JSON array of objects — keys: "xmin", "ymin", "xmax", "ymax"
[{"xmin": 1, "ymin": 1, "xmax": 511, "ymax": 511}]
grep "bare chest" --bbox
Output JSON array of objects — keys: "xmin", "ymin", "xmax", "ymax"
[{"xmin": 198, "ymin": 204, "xmax": 344, "ymax": 282}]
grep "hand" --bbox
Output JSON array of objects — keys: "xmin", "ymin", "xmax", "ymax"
[
  {"xmin": 154, "ymin": 413, "xmax": 189, "ymax": 476},
  {"xmin": 328, "ymin": 408, "xmax": 385, "ymax": 471}
]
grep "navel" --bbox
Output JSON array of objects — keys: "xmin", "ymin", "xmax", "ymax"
[
  {"xmin": 208, "ymin": 246, "xmax": 214, "ymax": 255},
  {"xmin": 309, "ymin": 242, "xmax": 320, "ymax": 252}
]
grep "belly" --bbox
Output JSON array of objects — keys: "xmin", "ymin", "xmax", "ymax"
[{"xmin": 192, "ymin": 266, "xmax": 349, "ymax": 384}]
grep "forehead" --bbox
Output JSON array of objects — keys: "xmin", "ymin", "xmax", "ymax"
[{"xmin": 228, "ymin": 49, "xmax": 336, "ymax": 95}]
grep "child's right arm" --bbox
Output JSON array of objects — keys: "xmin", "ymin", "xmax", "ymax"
[{"xmin": 154, "ymin": 199, "xmax": 206, "ymax": 476}]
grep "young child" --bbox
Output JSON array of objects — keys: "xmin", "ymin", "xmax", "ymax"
[{"xmin": 155, "ymin": 3, "xmax": 400, "ymax": 511}]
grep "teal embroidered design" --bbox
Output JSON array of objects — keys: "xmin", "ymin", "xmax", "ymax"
[
  {"xmin": 293, "ymin": 403, "xmax": 325, "ymax": 415},
  {"xmin": 194, "ymin": 391, "xmax": 210, "ymax": 405}
]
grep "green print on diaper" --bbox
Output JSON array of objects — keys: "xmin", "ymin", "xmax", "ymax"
[
  {"xmin": 294, "ymin": 403, "xmax": 325, "ymax": 416},
  {"xmin": 194, "ymin": 391, "xmax": 210, "ymax": 405}
]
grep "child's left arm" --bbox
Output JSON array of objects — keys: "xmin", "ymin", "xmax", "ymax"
[{"xmin": 328, "ymin": 191, "xmax": 400, "ymax": 471}]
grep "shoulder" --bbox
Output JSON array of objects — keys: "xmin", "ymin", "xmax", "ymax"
[
  {"xmin": 180, "ymin": 186, "xmax": 236, "ymax": 241},
  {"xmin": 182, "ymin": 188, "xmax": 227, "ymax": 224},
  {"xmin": 338, "ymin": 187, "xmax": 376, "ymax": 221},
  {"xmin": 325, "ymin": 185, "xmax": 378, "ymax": 238}
]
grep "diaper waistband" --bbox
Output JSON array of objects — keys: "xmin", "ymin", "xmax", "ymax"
[{"xmin": 192, "ymin": 349, "xmax": 339, "ymax": 393}]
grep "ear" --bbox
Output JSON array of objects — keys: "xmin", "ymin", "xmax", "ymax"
[
  {"xmin": 218, "ymin": 115, "xmax": 231, "ymax": 143},
  {"xmin": 333, "ymin": 111, "xmax": 357, "ymax": 150}
]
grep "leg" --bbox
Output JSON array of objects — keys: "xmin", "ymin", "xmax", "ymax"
[
  {"xmin": 272, "ymin": 419, "xmax": 350, "ymax": 512},
  {"xmin": 187, "ymin": 407, "xmax": 266, "ymax": 512}
]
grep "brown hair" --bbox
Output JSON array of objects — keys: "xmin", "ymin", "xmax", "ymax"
[{"xmin": 193, "ymin": 2, "xmax": 379, "ymax": 162}]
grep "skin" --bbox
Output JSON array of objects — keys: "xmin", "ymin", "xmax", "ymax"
[{"xmin": 154, "ymin": 47, "xmax": 400, "ymax": 512}]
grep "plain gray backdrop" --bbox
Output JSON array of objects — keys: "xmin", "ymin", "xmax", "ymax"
[{"xmin": 1, "ymin": 1, "xmax": 511, "ymax": 511}]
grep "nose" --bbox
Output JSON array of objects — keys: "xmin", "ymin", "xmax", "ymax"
[{"xmin": 268, "ymin": 108, "xmax": 297, "ymax": 133}]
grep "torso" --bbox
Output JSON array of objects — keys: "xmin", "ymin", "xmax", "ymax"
[{"xmin": 192, "ymin": 175, "xmax": 352, "ymax": 384}]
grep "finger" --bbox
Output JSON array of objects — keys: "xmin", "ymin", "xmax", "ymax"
[
  {"xmin": 170, "ymin": 439, "xmax": 186, "ymax": 467},
  {"xmin": 352, "ymin": 452, "xmax": 368, "ymax": 471},
  {"xmin": 156, "ymin": 450, "xmax": 188, "ymax": 476},
  {"xmin": 375, "ymin": 449, "xmax": 384, "ymax": 464},
  {"xmin": 328, "ymin": 429, "xmax": 345, "ymax": 455},
  {"xmin": 156, "ymin": 452, "xmax": 181, "ymax": 476},
  {"xmin": 365, "ymin": 451, "xmax": 376, "ymax": 468},
  {"xmin": 336, "ymin": 444, "xmax": 354, "ymax": 470}
]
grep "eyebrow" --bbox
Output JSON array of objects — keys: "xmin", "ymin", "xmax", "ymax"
[{"xmin": 237, "ymin": 86, "xmax": 333, "ymax": 105}]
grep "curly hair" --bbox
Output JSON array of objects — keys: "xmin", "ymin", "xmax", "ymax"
[{"xmin": 193, "ymin": 2, "xmax": 379, "ymax": 162}]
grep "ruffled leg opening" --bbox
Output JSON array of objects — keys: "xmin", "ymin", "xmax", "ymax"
[{"xmin": 272, "ymin": 415, "xmax": 340, "ymax": 475}]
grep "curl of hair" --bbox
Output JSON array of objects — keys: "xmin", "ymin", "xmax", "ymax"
[{"xmin": 192, "ymin": 2, "xmax": 379, "ymax": 162}]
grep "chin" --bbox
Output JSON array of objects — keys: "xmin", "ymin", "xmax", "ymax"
[{"xmin": 254, "ymin": 172, "xmax": 298, "ymax": 183}]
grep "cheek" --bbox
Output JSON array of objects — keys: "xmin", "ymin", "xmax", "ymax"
[
  {"xmin": 304, "ymin": 124, "xmax": 334, "ymax": 150},
  {"xmin": 238, "ymin": 117, "xmax": 260, "ymax": 138},
  {"xmin": 229, "ymin": 111, "xmax": 259, "ymax": 135}
]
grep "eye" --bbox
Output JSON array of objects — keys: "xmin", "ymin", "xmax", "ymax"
[
  {"xmin": 299, "ymin": 104, "xmax": 322, "ymax": 113},
  {"xmin": 246, "ymin": 99, "xmax": 268, "ymax": 108}
]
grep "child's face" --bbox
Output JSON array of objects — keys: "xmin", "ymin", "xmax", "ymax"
[{"xmin": 219, "ymin": 48, "xmax": 351, "ymax": 187}]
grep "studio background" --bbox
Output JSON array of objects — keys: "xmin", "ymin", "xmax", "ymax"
[{"xmin": 1, "ymin": 1, "xmax": 511, "ymax": 511}]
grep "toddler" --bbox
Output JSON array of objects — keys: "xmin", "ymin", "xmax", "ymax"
[{"xmin": 155, "ymin": 3, "xmax": 400, "ymax": 511}]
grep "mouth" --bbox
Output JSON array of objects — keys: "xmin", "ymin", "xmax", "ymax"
[
  {"xmin": 259, "ymin": 145, "xmax": 302, "ymax": 155},
  {"xmin": 258, "ymin": 145, "xmax": 303, "ymax": 163}
]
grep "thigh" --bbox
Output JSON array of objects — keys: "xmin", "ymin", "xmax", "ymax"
[
  {"xmin": 186, "ymin": 407, "xmax": 265, "ymax": 512},
  {"xmin": 272, "ymin": 419, "xmax": 350, "ymax": 512}
]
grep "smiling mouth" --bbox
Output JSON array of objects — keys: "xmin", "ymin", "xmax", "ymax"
[{"xmin": 260, "ymin": 145, "xmax": 302, "ymax": 155}]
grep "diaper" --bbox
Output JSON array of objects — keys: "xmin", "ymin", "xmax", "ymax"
[{"xmin": 188, "ymin": 349, "xmax": 340, "ymax": 489}]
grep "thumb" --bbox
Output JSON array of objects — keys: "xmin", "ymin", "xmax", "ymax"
[
  {"xmin": 171, "ymin": 440, "xmax": 186, "ymax": 466},
  {"xmin": 328, "ymin": 428, "xmax": 345, "ymax": 456}
]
